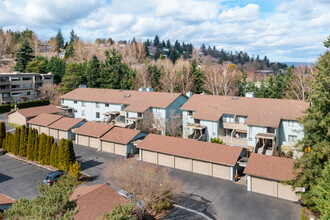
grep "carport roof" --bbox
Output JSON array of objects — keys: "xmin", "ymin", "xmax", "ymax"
[
  {"xmin": 15, "ymin": 105, "xmax": 61, "ymax": 118},
  {"xmin": 27, "ymin": 113, "xmax": 63, "ymax": 126},
  {"xmin": 0, "ymin": 193, "xmax": 15, "ymax": 205},
  {"xmin": 244, "ymin": 153, "xmax": 295, "ymax": 181},
  {"xmin": 48, "ymin": 117, "xmax": 85, "ymax": 131},
  {"xmin": 73, "ymin": 121, "xmax": 114, "ymax": 138},
  {"xmin": 138, "ymin": 134, "xmax": 243, "ymax": 166},
  {"xmin": 70, "ymin": 184, "xmax": 128, "ymax": 220},
  {"xmin": 100, "ymin": 127, "xmax": 141, "ymax": 144}
]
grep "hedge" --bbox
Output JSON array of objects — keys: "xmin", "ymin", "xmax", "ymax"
[{"xmin": 0, "ymin": 99, "xmax": 50, "ymax": 114}]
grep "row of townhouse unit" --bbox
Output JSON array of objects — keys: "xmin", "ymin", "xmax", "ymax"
[{"xmin": 59, "ymin": 88, "xmax": 310, "ymax": 156}]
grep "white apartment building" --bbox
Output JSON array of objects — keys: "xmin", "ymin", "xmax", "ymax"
[
  {"xmin": 0, "ymin": 72, "xmax": 53, "ymax": 104},
  {"xmin": 60, "ymin": 88, "xmax": 188, "ymax": 135},
  {"xmin": 181, "ymin": 94, "xmax": 310, "ymax": 156}
]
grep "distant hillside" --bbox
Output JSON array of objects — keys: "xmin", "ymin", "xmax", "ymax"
[{"xmin": 284, "ymin": 62, "xmax": 313, "ymax": 67}]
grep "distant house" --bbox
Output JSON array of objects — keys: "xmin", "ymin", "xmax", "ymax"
[
  {"xmin": 60, "ymin": 88, "xmax": 188, "ymax": 135},
  {"xmin": 181, "ymin": 94, "xmax": 309, "ymax": 156},
  {"xmin": 8, "ymin": 105, "xmax": 61, "ymax": 126},
  {"xmin": 244, "ymin": 153, "xmax": 301, "ymax": 201},
  {"xmin": 0, "ymin": 193, "xmax": 15, "ymax": 211},
  {"xmin": 138, "ymin": 134, "xmax": 244, "ymax": 181},
  {"xmin": 70, "ymin": 184, "xmax": 129, "ymax": 220}
]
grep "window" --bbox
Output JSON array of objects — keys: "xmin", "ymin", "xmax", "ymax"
[
  {"xmin": 24, "ymin": 92, "xmax": 31, "ymax": 96},
  {"xmin": 238, "ymin": 116, "xmax": 247, "ymax": 124},
  {"xmin": 105, "ymin": 103, "xmax": 109, "ymax": 107},
  {"xmin": 96, "ymin": 112, "xmax": 100, "ymax": 118},
  {"xmin": 82, "ymin": 110, "xmax": 85, "ymax": 116},
  {"xmin": 82, "ymin": 101, "xmax": 86, "ymax": 107},
  {"xmin": 138, "ymin": 113, "xmax": 142, "ymax": 117},
  {"xmin": 187, "ymin": 111, "xmax": 193, "ymax": 116},
  {"xmin": 288, "ymin": 135, "xmax": 298, "ymax": 142},
  {"xmin": 288, "ymin": 120, "xmax": 298, "ymax": 127},
  {"xmin": 267, "ymin": 127, "xmax": 275, "ymax": 134},
  {"xmin": 61, "ymin": 99, "xmax": 64, "ymax": 104},
  {"xmin": 23, "ymin": 84, "xmax": 33, "ymax": 88},
  {"xmin": 96, "ymin": 102, "xmax": 100, "ymax": 108},
  {"xmin": 74, "ymin": 101, "xmax": 77, "ymax": 104},
  {"xmin": 11, "ymin": 92, "xmax": 22, "ymax": 97},
  {"xmin": 22, "ymin": 77, "xmax": 32, "ymax": 81},
  {"xmin": 11, "ymin": 85, "xmax": 20, "ymax": 89},
  {"xmin": 2, "ymin": 93, "xmax": 9, "ymax": 98},
  {"xmin": 155, "ymin": 108, "xmax": 161, "ymax": 113},
  {"xmin": 223, "ymin": 116, "xmax": 234, "ymax": 123},
  {"xmin": 248, "ymin": 126, "xmax": 252, "ymax": 141},
  {"xmin": 11, "ymin": 77, "xmax": 20, "ymax": 81},
  {"xmin": 194, "ymin": 119, "xmax": 200, "ymax": 124}
]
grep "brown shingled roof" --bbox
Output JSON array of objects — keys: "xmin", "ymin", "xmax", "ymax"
[
  {"xmin": 27, "ymin": 113, "xmax": 63, "ymax": 126},
  {"xmin": 138, "ymin": 134, "xmax": 242, "ymax": 166},
  {"xmin": 181, "ymin": 94, "xmax": 309, "ymax": 127},
  {"xmin": 100, "ymin": 127, "xmax": 141, "ymax": 144},
  {"xmin": 48, "ymin": 117, "xmax": 85, "ymax": 131},
  {"xmin": 73, "ymin": 121, "xmax": 114, "ymax": 138},
  {"xmin": 244, "ymin": 153, "xmax": 296, "ymax": 181},
  {"xmin": 15, "ymin": 105, "xmax": 60, "ymax": 118},
  {"xmin": 70, "ymin": 184, "xmax": 129, "ymax": 220},
  {"xmin": 60, "ymin": 88, "xmax": 184, "ymax": 112},
  {"xmin": 0, "ymin": 193, "xmax": 15, "ymax": 205}
]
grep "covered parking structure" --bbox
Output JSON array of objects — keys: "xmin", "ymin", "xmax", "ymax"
[
  {"xmin": 47, "ymin": 117, "xmax": 86, "ymax": 140},
  {"xmin": 244, "ymin": 153, "xmax": 301, "ymax": 201},
  {"xmin": 138, "ymin": 134, "xmax": 243, "ymax": 181},
  {"xmin": 27, "ymin": 113, "xmax": 63, "ymax": 135},
  {"xmin": 100, "ymin": 127, "xmax": 146, "ymax": 156},
  {"xmin": 8, "ymin": 105, "xmax": 61, "ymax": 126},
  {"xmin": 74, "ymin": 121, "xmax": 114, "ymax": 150}
]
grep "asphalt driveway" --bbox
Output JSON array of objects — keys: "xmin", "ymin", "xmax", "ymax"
[
  {"xmin": 0, "ymin": 155, "xmax": 49, "ymax": 200},
  {"xmin": 74, "ymin": 144, "xmax": 302, "ymax": 220}
]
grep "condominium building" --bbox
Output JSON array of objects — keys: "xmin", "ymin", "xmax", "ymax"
[
  {"xmin": 60, "ymin": 88, "xmax": 188, "ymax": 135},
  {"xmin": 0, "ymin": 72, "xmax": 53, "ymax": 104},
  {"xmin": 181, "ymin": 94, "xmax": 310, "ymax": 156}
]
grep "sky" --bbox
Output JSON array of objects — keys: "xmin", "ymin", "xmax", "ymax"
[{"xmin": 0, "ymin": 0, "xmax": 329, "ymax": 62}]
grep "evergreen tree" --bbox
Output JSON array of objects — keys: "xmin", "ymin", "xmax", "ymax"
[
  {"xmin": 12, "ymin": 128, "xmax": 21, "ymax": 155},
  {"xmin": 57, "ymin": 138, "xmax": 66, "ymax": 170},
  {"xmin": 14, "ymin": 39, "xmax": 34, "ymax": 72},
  {"xmin": 166, "ymin": 40, "xmax": 171, "ymax": 49},
  {"xmin": 44, "ymin": 136, "xmax": 52, "ymax": 165},
  {"xmin": 26, "ymin": 128, "xmax": 33, "ymax": 160},
  {"xmin": 143, "ymin": 43, "xmax": 149, "ymax": 57},
  {"xmin": 68, "ymin": 139, "xmax": 75, "ymax": 165},
  {"xmin": 60, "ymin": 63, "xmax": 84, "ymax": 93},
  {"xmin": 50, "ymin": 142, "xmax": 58, "ymax": 168},
  {"xmin": 0, "ymin": 122, "xmax": 6, "ymax": 148},
  {"xmin": 55, "ymin": 29, "xmax": 64, "ymax": 51},
  {"xmin": 103, "ymin": 202, "xmax": 136, "ymax": 220},
  {"xmin": 38, "ymin": 134, "xmax": 47, "ymax": 164},
  {"xmin": 19, "ymin": 125, "xmax": 28, "ymax": 157},
  {"xmin": 154, "ymin": 35, "xmax": 160, "ymax": 47},
  {"xmin": 47, "ymin": 57, "xmax": 66, "ymax": 83},
  {"xmin": 190, "ymin": 59, "xmax": 204, "ymax": 94},
  {"xmin": 238, "ymin": 71, "xmax": 248, "ymax": 96},
  {"xmin": 288, "ymin": 38, "xmax": 330, "ymax": 209},
  {"xmin": 86, "ymin": 55, "xmax": 100, "ymax": 88},
  {"xmin": 25, "ymin": 59, "xmax": 48, "ymax": 74},
  {"xmin": 148, "ymin": 63, "xmax": 161, "ymax": 90},
  {"xmin": 33, "ymin": 129, "xmax": 39, "ymax": 161}
]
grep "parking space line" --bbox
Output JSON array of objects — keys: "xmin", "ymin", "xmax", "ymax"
[{"xmin": 173, "ymin": 204, "xmax": 213, "ymax": 220}]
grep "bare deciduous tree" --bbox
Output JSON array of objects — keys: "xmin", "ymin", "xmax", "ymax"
[
  {"xmin": 165, "ymin": 110, "xmax": 183, "ymax": 137},
  {"xmin": 175, "ymin": 58, "xmax": 193, "ymax": 94},
  {"xmin": 140, "ymin": 111, "xmax": 165, "ymax": 134},
  {"xmin": 38, "ymin": 84, "xmax": 59, "ymax": 100},
  {"xmin": 158, "ymin": 58, "xmax": 178, "ymax": 93},
  {"xmin": 104, "ymin": 159, "xmax": 182, "ymax": 215},
  {"xmin": 120, "ymin": 41, "xmax": 146, "ymax": 66},
  {"xmin": 286, "ymin": 65, "xmax": 314, "ymax": 101},
  {"xmin": 135, "ymin": 61, "xmax": 153, "ymax": 89},
  {"xmin": 203, "ymin": 63, "xmax": 239, "ymax": 96}
]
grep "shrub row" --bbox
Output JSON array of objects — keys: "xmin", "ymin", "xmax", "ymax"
[
  {"xmin": 0, "ymin": 99, "xmax": 50, "ymax": 114},
  {"xmin": 1, "ymin": 124, "xmax": 77, "ymax": 171}
]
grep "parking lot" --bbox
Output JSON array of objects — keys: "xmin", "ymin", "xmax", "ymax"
[{"xmin": 0, "ymin": 128, "xmax": 301, "ymax": 219}]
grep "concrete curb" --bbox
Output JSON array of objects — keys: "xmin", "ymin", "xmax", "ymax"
[{"xmin": 5, "ymin": 153, "xmax": 90, "ymax": 177}]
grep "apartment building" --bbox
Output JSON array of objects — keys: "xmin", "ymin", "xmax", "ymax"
[
  {"xmin": 60, "ymin": 88, "xmax": 188, "ymax": 135},
  {"xmin": 0, "ymin": 72, "xmax": 53, "ymax": 104},
  {"xmin": 181, "ymin": 94, "xmax": 309, "ymax": 155}
]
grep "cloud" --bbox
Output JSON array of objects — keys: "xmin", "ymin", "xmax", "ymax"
[
  {"xmin": 0, "ymin": 0, "xmax": 329, "ymax": 62},
  {"xmin": 219, "ymin": 4, "xmax": 259, "ymax": 22}
]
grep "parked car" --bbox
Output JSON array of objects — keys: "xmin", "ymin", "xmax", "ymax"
[
  {"xmin": 0, "ymin": 149, "xmax": 7, "ymax": 155},
  {"xmin": 42, "ymin": 170, "xmax": 64, "ymax": 186}
]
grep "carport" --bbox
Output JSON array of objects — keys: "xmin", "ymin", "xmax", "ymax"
[
  {"xmin": 48, "ymin": 117, "xmax": 86, "ymax": 140},
  {"xmin": 100, "ymin": 127, "xmax": 146, "ymax": 156},
  {"xmin": 74, "ymin": 121, "xmax": 114, "ymax": 150},
  {"xmin": 244, "ymin": 153, "xmax": 301, "ymax": 201},
  {"xmin": 27, "ymin": 113, "xmax": 63, "ymax": 135},
  {"xmin": 138, "ymin": 134, "xmax": 243, "ymax": 181}
]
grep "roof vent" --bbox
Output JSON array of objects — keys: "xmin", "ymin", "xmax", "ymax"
[
  {"xmin": 124, "ymin": 95, "xmax": 131, "ymax": 97},
  {"xmin": 119, "ymin": 90, "xmax": 123, "ymax": 92},
  {"xmin": 232, "ymin": 97, "xmax": 238, "ymax": 100}
]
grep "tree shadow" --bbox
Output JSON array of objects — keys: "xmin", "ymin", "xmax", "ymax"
[
  {"xmin": 0, "ymin": 173, "xmax": 13, "ymax": 183},
  {"xmin": 78, "ymin": 159, "xmax": 103, "ymax": 171}
]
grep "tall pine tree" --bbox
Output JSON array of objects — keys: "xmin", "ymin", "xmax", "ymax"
[
  {"xmin": 86, "ymin": 55, "xmax": 100, "ymax": 88},
  {"xmin": 288, "ymin": 37, "xmax": 330, "ymax": 209},
  {"xmin": 0, "ymin": 122, "xmax": 6, "ymax": 148},
  {"xmin": 14, "ymin": 39, "xmax": 34, "ymax": 72},
  {"xmin": 26, "ymin": 128, "xmax": 33, "ymax": 160},
  {"xmin": 38, "ymin": 134, "xmax": 47, "ymax": 164}
]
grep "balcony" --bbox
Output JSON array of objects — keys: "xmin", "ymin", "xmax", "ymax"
[
  {"xmin": 120, "ymin": 110, "xmax": 126, "ymax": 116},
  {"xmin": 0, "ymin": 81, "xmax": 10, "ymax": 85},
  {"xmin": 222, "ymin": 122, "xmax": 247, "ymax": 131},
  {"xmin": 219, "ymin": 136, "xmax": 247, "ymax": 147}
]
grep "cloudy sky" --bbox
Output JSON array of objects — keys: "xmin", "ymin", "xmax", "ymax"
[{"xmin": 1, "ymin": 0, "xmax": 329, "ymax": 62}]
